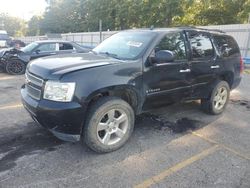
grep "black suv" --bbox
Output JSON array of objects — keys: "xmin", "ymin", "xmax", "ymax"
[{"xmin": 21, "ymin": 28, "xmax": 243, "ymax": 153}]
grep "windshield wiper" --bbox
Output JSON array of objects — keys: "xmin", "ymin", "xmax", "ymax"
[
  {"xmin": 99, "ymin": 51, "xmax": 121, "ymax": 60},
  {"xmin": 90, "ymin": 50, "xmax": 98, "ymax": 55}
]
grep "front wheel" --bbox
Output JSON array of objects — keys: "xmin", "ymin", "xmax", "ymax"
[
  {"xmin": 5, "ymin": 59, "xmax": 26, "ymax": 75},
  {"xmin": 84, "ymin": 97, "xmax": 135, "ymax": 153},
  {"xmin": 201, "ymin": 81, "xmax": 230, "ymax": 115}
]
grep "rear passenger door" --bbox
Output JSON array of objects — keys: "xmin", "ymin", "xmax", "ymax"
[{"xmin": 186, "ymin": 31, "xmax": 218, "ymax": 98}]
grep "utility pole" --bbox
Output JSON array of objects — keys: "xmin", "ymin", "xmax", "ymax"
[
  {"xmin": 99, "ymin": 20, "xmax": 102, "ymax": 43},
  {"xmin": 246, "ymin": 13, "xmax": 250, "ymax": 57}
]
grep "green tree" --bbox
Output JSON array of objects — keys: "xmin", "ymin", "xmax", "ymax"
[
  {"xmin": 27, "ymin": 16, "xmax": 42, "ymax": 36},
  {"xmin": 25, "ymin": 0, "xmax": 250, "ymax": 35},
  {"xmin": 0, "ymin": 13, "xmax": 26, "ymax": 37}
]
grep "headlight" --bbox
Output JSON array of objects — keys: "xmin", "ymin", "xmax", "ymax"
[{"xmin": 43, "ymin": 81, "xmax": 76, "ymax": 102}]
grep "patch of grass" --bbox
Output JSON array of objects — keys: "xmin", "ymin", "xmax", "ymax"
[{"xmin": 244, "ymin": 69, "xmax": 250, "ymax": 74}]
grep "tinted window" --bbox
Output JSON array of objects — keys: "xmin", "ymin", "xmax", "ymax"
[
  {"xmin": 59, "ymin": 43, "xmax": 73, "ymax": 50},
  {"xmin": 21, "ymin": 42, "xmax": 39, "ymax": 53},
  {"xmin": 37, "ymin": 43, "xmax": 57, "ymax": 52},
  {"xmin": 156, "ymin": 32, "xmax": 186, "ymax": 60},
  {"xmin": 213, "ymin": 35, "xmax": 240, "ymax": 57},
  {"xmin": 189, "ymin": 32, "xmax": 214, "ymax": 59}
]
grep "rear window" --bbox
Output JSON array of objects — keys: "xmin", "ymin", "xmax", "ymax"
[{"xmin": 213, "ymin": 35, "xmax": 240, "ymax": 57}]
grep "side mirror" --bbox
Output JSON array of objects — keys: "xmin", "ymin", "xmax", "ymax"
[
  {"xmin": 35, "ymin": 49, "xmax": 41, "ymax": 54},
  {"xmin": 153, "ymin": 50, "xmax": 175, "ymax": 64}
]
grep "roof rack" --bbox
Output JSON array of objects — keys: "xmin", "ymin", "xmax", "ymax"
[
  {"xmin": 179, "ymin": 26, "xmax": 225, "ymax": 33},
  {"xmin": 195, "ymin": 27, "xmax": 225, "ymax": 33}
]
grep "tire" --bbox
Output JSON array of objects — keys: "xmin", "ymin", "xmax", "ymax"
[
  {"xmin": 5, "ymin": 59, "xmax": 26, "ymax": 75},
  {"xmin": 84, "ymin": 97, "xmax": 135, "ymax": 153},
  {"xmin": 201, "ymin": 81, "xmax": 230, "ymax": 115}
]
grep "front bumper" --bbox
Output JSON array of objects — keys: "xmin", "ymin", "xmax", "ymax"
[
  {"xmin": 21, "ymin": 85, "xmax": 87, "ymax": 142},
  {"xmin": 0, "ymin": 57, "xmax": 5, "ymax": 69}
]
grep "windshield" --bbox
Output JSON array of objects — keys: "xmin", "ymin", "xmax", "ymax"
[
  {"xmin": 0, "ymin": 34, "xmax": 9, "ymax": 40},
  {"xmin": 21, "ymin": 42, "xmax": 39, "ymax": 53},
  {"xmin": 93, "ymin": 31, "xmax": 156, "ymax": 60}
]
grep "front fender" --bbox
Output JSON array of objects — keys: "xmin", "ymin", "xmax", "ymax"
[
  {"xmin": 17, "ymin": 54, "xmax": 30, "ymax": 63},
  {"xmin": 60, "ymin": 60, "xmax": 144, "ymax": 112}
]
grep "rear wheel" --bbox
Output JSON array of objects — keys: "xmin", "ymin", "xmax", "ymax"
[
  {"xmin": 5, "ymin": 59, "xmax": 26, "ymax": 75},
  {"xmin": 84, "ymin": 97, "xmax": 135, "ymax": 153},
  {"xmin": 201, "ymin": 81, "xmax": 230, "ymax": 115}
]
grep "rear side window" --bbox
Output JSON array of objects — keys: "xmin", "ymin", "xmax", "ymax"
[
  {"xmin": 59, "ymin": 43, "xmax": 74, "ymax": 50},
  {"xmin": 188, "ymin": 32, "xmax": 214, "ymax": 59},
  {"xmin": 213, "ymin": 35, "xmax": 240, "ymax": 57}
]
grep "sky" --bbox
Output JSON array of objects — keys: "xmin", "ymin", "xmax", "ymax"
[{"xmin": 0, "ymin": 0, "xmax": 47, "ymax": 20}]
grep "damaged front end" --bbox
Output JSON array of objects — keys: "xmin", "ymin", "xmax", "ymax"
[{"xmin": 0, "ymin": 48, "xmax": 23, "ymax": 70}]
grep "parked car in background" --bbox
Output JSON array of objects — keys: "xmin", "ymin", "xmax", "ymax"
[
  {"xmin": 0, "ymin": 30, "xmax": 11, "ymax": 48},
  {"xmin": 21, "ymin": 27, "xmax": 242, "ymax": 153},
  {"xmin": 9, "ymin": 40, "xmax": 26, "ymax": 49},
  {"xmin": 0, "ymin": 40, "xmax": 91, "ymax": 75}
]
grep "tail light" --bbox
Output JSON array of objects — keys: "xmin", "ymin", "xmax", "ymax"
[{"xmin": 240, "ymin": 57, "xmax": 244, "ymax": 74}]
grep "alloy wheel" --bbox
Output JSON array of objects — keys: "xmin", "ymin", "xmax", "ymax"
[
  {"xmin": 97, "ymin": 109, "xmax": 128, "ymax": 146},
  {"xmin": 213, "ymin": 86, "xmax": 228, "ymax": 111}
]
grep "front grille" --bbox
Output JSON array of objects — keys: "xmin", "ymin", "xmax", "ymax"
[{"xmin": 25, "ymin": 72, "xmax": 44, "ymax": 100}]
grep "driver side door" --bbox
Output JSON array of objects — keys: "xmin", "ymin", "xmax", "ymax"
[
  {"xmin": 30, "ymin": 43, "xmax": 58, "ymax": 60},
  {"xmin": 143, "ymin": 31, "xmax": 192, "ymax": 110}
]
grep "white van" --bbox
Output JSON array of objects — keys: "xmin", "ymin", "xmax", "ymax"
[{"xmin": 0, "ymin": 30, "xmax": 10, "ymax": 48}]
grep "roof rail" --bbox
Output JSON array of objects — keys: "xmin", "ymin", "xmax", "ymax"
[
  {"xmin": 176, "ymin": 26, "xmax": 225, "ymax": 33},
  {"xmin": 194, "ymin": 27, "xmax": 225, "ymax": 33},
  {"xmin": 179, "ymin": 26, "xmax": 225, "ymax": 33}
]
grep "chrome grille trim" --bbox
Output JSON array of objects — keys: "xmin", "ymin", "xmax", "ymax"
[
  {"xmin": 26, "ymin": 84, "xmax": 41, "ymax": 100},
  {"xmin": 25, "ymin": 72, "xmax": 44, "ymax": 87},
  {"xmin": 25, "ymin": 72, "xmax": 44, "ymax": 100}
]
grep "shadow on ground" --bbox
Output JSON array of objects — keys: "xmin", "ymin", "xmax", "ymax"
[{"xmin": 0, "ymin": 122, "xmax": 64, "ymax": 172}]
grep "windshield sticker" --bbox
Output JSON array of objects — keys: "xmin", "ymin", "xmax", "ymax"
[{"xmin": 127, "ymin": 41, "xmax": 143, "ymax": 48}]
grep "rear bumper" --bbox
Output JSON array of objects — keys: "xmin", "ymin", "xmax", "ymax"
[
  {"xmin": 231, "ymin": 76, "xmax": 242, "ymax": 90},
  {"xmin": 21, "ymin": 85, "xmax": 87, "ymax": 142}
]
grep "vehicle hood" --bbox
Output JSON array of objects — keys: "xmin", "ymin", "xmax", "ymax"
[
  {"xmin": 27, "ymin": 52, "xmax": 121, "ymax": 80},
  {"xmin": 0, "ymin": 47, "xmax": 12, "ymax": 57},
  {"xmin": 0, "ymin": 47, "xmax": 23, "ymax": 56}
]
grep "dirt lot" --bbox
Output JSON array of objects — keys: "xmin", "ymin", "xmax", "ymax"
[{"xmin": 0, "ymin": 72, "xmax": 249, "ymax": 188}]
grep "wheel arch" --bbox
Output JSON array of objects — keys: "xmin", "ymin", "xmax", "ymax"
[
  {"xmin": 85, "ymin": 85, "xmax": 142, "ymax": 115},
  {"xmin": 219, "ymin": 71, "xmax": 234, "ymax": 89}
]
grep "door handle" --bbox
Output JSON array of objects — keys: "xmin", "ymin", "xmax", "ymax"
[
  {"xmin": 179, "ymin": 69, "xmax": 191, "ymax": 73},
  {"xmin": 211, "ymin": 65, "xmax": 220, "ymax": 69},
  {"xmin": 50, "ymin": 53, "xmax": 56, "ymax": 55}
]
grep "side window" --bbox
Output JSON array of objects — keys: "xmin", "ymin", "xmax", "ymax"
[
  {"xmin": 155, "ymin": 32, "xmax": 187, "ymax": 60},
  {"xmin": 188, "ymin": 32, "xmax": 214, "ymax": 59},
  {"xmin": 59, "ymin": 43, "xmax": 74, "ymax": 51},
  {"xmin": 213, "ymin": 35, "xmax": 240, "ymax": 57},
  {"xmin": 36, "ymin": 43, "xmax": 57, "ymax": 52}
]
